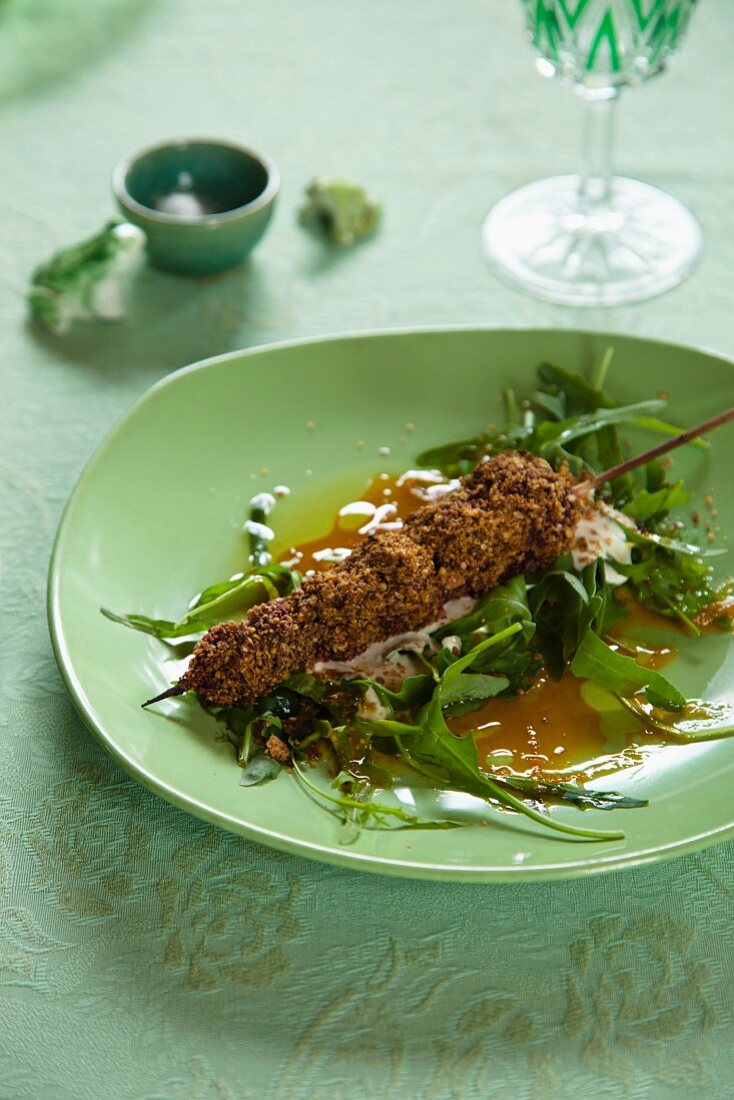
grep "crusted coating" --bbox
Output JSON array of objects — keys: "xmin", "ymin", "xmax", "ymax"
[
  {"xmin": 180, "ymin": 451, "xmax": 582, "ymax": 706},
  {"xmin": 405, "ymin": 450, "xmax": 580, "ymax": 595}
]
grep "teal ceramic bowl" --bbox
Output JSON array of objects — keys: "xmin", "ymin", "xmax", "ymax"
[{"xmin": 112, "ymin": 137, "xmax": 279, "ymax": 276}]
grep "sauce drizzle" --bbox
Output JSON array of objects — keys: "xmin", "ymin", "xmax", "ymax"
[{"xmin": 280, "ymin": 471, "xmax": 681, "ymax": 781}]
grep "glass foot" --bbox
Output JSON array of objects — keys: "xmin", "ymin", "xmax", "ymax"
[{"xmin": 482, "ymin": 175, "xmax": 702, "ymax": 307}]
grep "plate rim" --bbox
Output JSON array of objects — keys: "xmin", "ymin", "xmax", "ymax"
[{"xmin": 47, "ymin": 325, "xmax": 734, "ymax": 882}]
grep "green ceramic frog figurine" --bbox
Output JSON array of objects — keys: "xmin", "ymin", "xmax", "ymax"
[{"xmin": 29, "ymin": 219, "xmax": 145, "ymax": 334}]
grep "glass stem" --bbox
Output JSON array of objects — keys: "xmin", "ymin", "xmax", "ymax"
[{"xmin": 577, "ymin": 90, "xmax": 618, "ymax": 212}]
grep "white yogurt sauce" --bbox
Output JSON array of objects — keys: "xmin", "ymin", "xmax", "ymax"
[
  {"xmin": 314, "ymin": 596, "xmax": 478, "ymax": 689},
  {"xmin": 571, "ymin": 502, "xmax": 634, "ymax": 585}
]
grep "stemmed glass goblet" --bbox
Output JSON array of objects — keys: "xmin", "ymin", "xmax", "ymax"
[{"xmin": 482, "ymin": 0, "xmax": 703, "ymax": 306}]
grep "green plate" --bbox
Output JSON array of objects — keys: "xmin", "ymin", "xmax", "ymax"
[{"xmin": 48, "ymin": 328, "xmax": 734, "ymax": 881}]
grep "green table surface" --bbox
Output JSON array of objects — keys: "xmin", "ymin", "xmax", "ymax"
[{"xmin": 2, "ymin": 2, "xmax": 733, "ymax": 1097}]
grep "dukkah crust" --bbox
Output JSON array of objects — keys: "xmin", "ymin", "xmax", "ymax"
[
  {"xmin": 180, "ymin": 451, "xmax": 582, "ymax": 707},
  {"xmin": 405, "ymin": 450, "xmax": 581, "ymax": 595}
]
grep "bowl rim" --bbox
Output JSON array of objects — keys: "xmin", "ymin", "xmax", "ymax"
[
  {"xmin": 46, "ymin": 325, "xmax": 734, "ymax": 881},
  {"xmin": 111, "ymin": 135, "xmax": 281, "ymax": 227}
]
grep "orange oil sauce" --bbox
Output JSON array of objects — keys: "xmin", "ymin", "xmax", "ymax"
[
  {"xmin": 281, "ymin": 470, "xmax": 452, "ymax": 574},
  {"xmin": 453, "ymin": 602, "xmax": 678, "ymax": 780},
  {"xmin": 280, "ymin": 472, "xmax": 682, "ymax": 780}
]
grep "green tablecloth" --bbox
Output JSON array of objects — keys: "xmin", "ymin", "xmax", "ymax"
[{"xmin": 2, "ymin": 2, "xmax": 733, "ymax": 1096}]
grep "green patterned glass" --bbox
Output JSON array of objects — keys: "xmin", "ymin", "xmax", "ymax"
[
  {"xmin": 482, "ymin": 1, "xmax": 703, "ymax": 306},
  {"xmin": 528, "ymin": 0, "xmax": 697, "ymax": 85}
]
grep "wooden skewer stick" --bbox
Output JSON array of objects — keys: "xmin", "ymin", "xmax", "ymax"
[
  {"xmin": 141, "ymin": 407, "xmax": 734, "ymax": 709},
  {"xmin": 142, "ymin": 684, "xmax": 185, "ymax": 708},
  {"xmin": 575, "ymin": 406, "xmax": 734, "ymax": 494}
]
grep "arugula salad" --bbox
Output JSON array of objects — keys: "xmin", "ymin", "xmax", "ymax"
[{"xmin": 104, "ymin": 357, "xmax": 733, "ymax": 843}]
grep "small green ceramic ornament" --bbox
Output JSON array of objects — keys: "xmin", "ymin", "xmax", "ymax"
[
  {"xmin": 28, "ymin": 220, "xmax": 145, "ymax": 334},
  {"xmin": 300, "ymin": 177, "xmax": 381, "ymax": 245}
]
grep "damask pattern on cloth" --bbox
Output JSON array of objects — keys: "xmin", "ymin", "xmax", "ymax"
[
  {"xmin": 1, "ymin": 705, "xmax": 733, "ymax": 1100},
  {"xmin": 2, "ymin": 0, "xmax": 734, "ymax": 1097}
]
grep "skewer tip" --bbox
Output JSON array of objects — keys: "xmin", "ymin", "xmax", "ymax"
[{"xmin": 142, "ymin": 684, "xmax": 185, "ymax": 709}]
